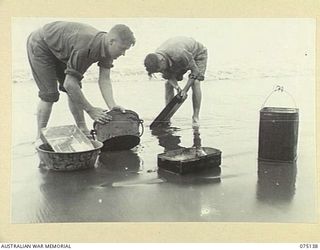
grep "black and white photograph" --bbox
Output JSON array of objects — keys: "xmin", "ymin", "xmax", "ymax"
[{"xmin": 11, "ymin": 17, "xmax": 316, "ymax": 224}]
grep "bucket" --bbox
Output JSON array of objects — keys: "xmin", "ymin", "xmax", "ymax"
[
  {"xmin": 37, "ymin": 140, "xmax": 103, "ymax": 171},
  {"xmin": 92, "ymin": 109, "xmax": 144, "ymax": 151},
  {"xmin": 258, "ymin": 86, "xmax": 299, "ymax": 162}
]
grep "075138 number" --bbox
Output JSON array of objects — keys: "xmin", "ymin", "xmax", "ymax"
[{"xmin": 300, "ymin": 244, "xmax": 319, "ymax": 248}]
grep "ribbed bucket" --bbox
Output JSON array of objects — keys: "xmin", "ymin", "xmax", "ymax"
[{"xmin": 93, "ymin": 109, "xmax": 143, "ymax": 151}]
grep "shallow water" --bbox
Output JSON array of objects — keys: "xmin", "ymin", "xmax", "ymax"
[{"xmin": 11, "ymin": 74, "xmax": 316, "ymax": 223}]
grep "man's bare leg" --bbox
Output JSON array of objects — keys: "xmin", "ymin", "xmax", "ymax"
[
  {"xmin": 36, "ymin": 100, "xmax": 54, "ymax": 141},
  {"xmin": 191, "ymin": 80, "xmax": 202, "ymax": 127}
]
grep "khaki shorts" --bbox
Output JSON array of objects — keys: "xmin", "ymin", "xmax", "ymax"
[
  {"xmin": 27, "ymin": 31, "xmax": 68, "ymax": 102},
  {"xmin": 175, "ymin": 48, "xmax": 208, "ymax": 81},
  {"xmin": 194, "ymin": 48, "xmax": 208, "ymax": 80}
]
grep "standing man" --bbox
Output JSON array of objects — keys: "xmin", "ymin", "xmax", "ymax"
[
  {"xmin": 144, "ymin": 36, "xmax": 207, "ymax": 127},
  {"xmin": 27, "ymin": 21, "xmax": 135, "ymax": 142}
]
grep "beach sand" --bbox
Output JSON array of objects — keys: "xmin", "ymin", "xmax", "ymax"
[
  {"xmin": 11, "ymin": 74, "xmax": 316, "ymax": 223},
  {"xmin": 10, "ymin": 18, "xmax": 316, "ymax": 223}
]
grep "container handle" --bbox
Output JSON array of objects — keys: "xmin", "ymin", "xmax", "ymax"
[
  {"xmin": 261, "ymin": 85, "xmax": 297, "ymax": 109},
  {"xmin": 138, "ymin": 119, "xmax": 144, "ymax": 137},
  {"xmin": 90, "ymin": 129, "xmax": 97, "ymax": 140}
]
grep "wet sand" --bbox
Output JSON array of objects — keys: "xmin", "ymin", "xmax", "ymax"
[{"xmin": 11, "ymin": 75, "xmax": 316, "ymax": 223}]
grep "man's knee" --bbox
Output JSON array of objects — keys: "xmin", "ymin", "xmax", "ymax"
[
  {"xmin": 193, "ymin": 79, "xmax": 201, "ymax": 86},
  {"xmin": 39, "ymin": 92, "xmax": 60, "ymax": 103},
  {"xmin": 192, "ymin": 80, "xmax": 201, "ymax": 91}
]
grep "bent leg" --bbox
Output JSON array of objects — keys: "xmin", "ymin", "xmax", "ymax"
[
  {"xmin": 37, "ymin": 100, "xmax": 54, "ymax": 139},
  {"xmin": 27, "ymin": 31, "xmax": 60, "ymax": 141},
  {"xmin": 191, "ymin": 79, "xmax": 202, "ymax": 127},
  {"xmin": 67, "ymin": 96, "xmax": 90, "ymax": 136},
  {"xmin": 192, "ymin": 47, "xmax": 207, "ymax": 127}
]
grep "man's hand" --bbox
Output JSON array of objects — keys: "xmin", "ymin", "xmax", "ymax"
[
  {"xmin": 87, "ymin": 107, "xmax": 112, "ymax": 124},
  {"xmin": 179, "ymin": 89, "xmax": 187, "ymax": 99},
  {"xmin": 175, "ymin": 86, "xmax": 182, "ymax": 93},
  {"xmin": 112, "ymin": 105, "xmax": 126, "ymax": 113}
]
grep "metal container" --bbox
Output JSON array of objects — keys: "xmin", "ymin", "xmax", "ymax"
[
  {"xmin": 37, "ymin": 140, "xmax": 103, "ymax": 171},
  {"xmin": 93, "ymin": 109, "xmax": 143, "ymax": 151},
  {"xmin": 157, "ymin": 147, "xmax": 222, "ymax": 174},
  {"xmin": 258, "ymin": 107, "xmax": 299, "ymax": 162}
]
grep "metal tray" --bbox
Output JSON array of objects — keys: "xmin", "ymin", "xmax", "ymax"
[{"xmin": 157, "ymin": 147, "xmax": 222, "ymax": 174}]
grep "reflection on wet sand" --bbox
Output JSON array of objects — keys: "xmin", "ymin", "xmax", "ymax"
[
  {"xmin": 97, "ymin": 150, "xmax": 142, "ymax": 173},
  {"xmin": 158, "ymin": 167, "xmax": 221, "ymax": 185},
  {"xmin": 256, "ymin": 160, "xmax": 297, "ymax": 203},
  {"xmin": 192, "ymin": 126, "xmax": 208, "ymax": 157},
  {"xmin": 151, "ymin": 125, "xmax": 184, "ymax": 152},
  {"xmin": 38, "ymin": 149, "xmax": 163, "ymax": 222},
  {"xmin": 38, "ymin": 168, "xmax": 104, "ymax": 222},
  {"xmin": 152, "ymin": 125, "xmax": 222, "ymax": 183},
  {"xmin": 12, "ymin": 107, "xmax": 313, "ymax": 223}
]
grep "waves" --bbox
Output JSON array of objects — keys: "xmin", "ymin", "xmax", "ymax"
[{"xmin": 13, "ymin": 62, "xmax": 314, "ymax": 85}]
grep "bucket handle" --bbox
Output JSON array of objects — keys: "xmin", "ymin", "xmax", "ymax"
[
  {"xmin": 91, "ymin": 120, "xmax": 144, "ymax": 138},
  {"xmin": 138, "ymin": 119, "xmax": 144, "ymax": 137},
  {"xmin": 90, "ymin": 129, "xmax": 97, "ymax": 141},
  {"xmin": 261, "ymin": 85, "xmax": 297, "ymax": 109}
]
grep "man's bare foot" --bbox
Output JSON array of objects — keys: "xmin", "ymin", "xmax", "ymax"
[{"xmin": 196, "ymin": 148, "xmax": 207, "ymax": 157}]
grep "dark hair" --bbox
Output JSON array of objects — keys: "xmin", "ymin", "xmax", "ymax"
[
  {"xmin": 109, "ymin": 24, "xmax": 135, "ymax": 46},
  {"xmin": 144, "ymin": 53, "xmax": 160, "ymax": 76}
]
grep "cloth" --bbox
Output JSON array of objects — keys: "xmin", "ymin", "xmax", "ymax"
[
  {"xmin": 26, "ymin": 21, "xmax": 113, "ymax": 102},
  {"xmin": 156, "ymin": 36, "xmax": 208, "ymax": 81}
]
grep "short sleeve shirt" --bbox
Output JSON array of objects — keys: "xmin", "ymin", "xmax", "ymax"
[
  {"xmin": 156, "ymin": 36, "xmax": 206, "ymax": 80},
  {"xmin": 39, "ymin": 21, "xmax": 113, "ymax": 81}
]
